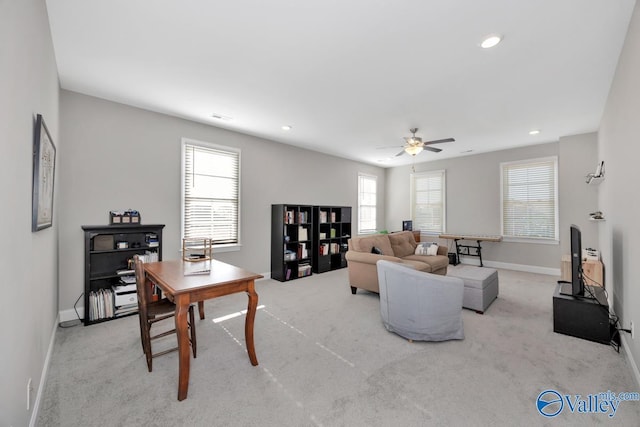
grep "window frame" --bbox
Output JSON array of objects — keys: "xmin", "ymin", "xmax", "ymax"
[
  {"xmin": 181, "ymin": 137, "xmax": 241, "ymax": 253},
  {"xmin": 357, "ymin": 173, "xmax": 377, "ymax": 234},
  {"xmin": 500, "ymin": 156, "xmax": 559, "ymax": 244},
  {"xmin": 410, "ymin": 170, "xmax": 446, "ymax": 234}
]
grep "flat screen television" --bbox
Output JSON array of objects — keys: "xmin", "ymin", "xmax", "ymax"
[{"xmin": 561, "ymin": 224, "xmax": 585, "ymax": 297}]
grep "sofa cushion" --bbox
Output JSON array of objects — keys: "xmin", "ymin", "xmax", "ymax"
[
  {"xmin": 402, "ymin": 254, "xmax": 450, "ymax": 272},
  {"xmin": 388, "ymin": 231, "xmax": 417, "ymax": 258},
  {"xmin": 350, "ymin": 234, "xmax": 393, "ymax": 257}
]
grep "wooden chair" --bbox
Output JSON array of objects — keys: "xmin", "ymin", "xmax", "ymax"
[{"xmin": 133, "ymin": 256, "xmax": 197, "ymax": 372}]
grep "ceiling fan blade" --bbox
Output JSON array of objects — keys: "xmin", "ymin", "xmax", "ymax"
[
  {"xmin": 395, "ymin": 149, "xmax": 406, "ymax": 157},
  {"xmin": 424, "ymin": 137, "xmax": 455, "ymax": 145},
  {"xmin": 423, "ymin": 146, "xmax": 442, "ymax": 153},
  {"xmin": 376, "ymin": 145, "xmax": 404, "ymax": 149}
]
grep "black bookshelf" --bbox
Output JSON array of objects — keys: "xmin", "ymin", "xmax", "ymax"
[
  {"xmin": 271, "ymin": 205, "xmax": 313, "ymax": 282},
  {"xmin": 312, "ymin": 206, "xmax": 351, "ymax": 273},
  {"xmin": 82, "ymin": 224, "xmax": 164, "ymax": 325}
]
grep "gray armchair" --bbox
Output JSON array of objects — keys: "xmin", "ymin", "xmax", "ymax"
[{"xmin": 376, "ymin": 260, "xmax": 465, "ymax": 342}]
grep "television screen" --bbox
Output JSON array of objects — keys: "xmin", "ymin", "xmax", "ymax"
[
  {"xmin": 402, "ymin": 220, "xmax": 412, "ymax": 231},
  {"xmin": 570, "ymin": 225, "xmax": 585, "ymax": 296}
]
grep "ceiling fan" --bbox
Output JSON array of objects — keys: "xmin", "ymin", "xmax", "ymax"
[{"xmin": 382, "ymin": 128, "xmax": 455, "ymax": 157}]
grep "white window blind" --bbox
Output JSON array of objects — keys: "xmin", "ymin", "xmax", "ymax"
[
  {"xmin": 411, "ymin": 170, "xmax": 445, "ymax": 233},
  {"xmin": 358, "ymin": 173, "xmax": 377, "ymax": 234},
  {"xmin": 501, "ymin": 157, "xmax": 558, "ymax": 240},
  {"xmin": 182, "ymin": 140, "xmax": 240, "ymax": 245}
]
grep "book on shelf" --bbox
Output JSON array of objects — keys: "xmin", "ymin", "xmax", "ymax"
[
  {"xmin": 136, "ymin": 250, "xmax": 159, "ymax": 263},
  {"xmin": 297, "ymin": 211, "xmax": 309, "ymax": 224},
  {"xmin": 285, "ymin": 210, "xmax": 295, "ymax": 224},
  {"xmin": 319, "ymin": 243, "xmax": 330, "ymax": 255},
  {"xmin": 88, "ymin": 288, "xmax": 115, "ymax": 321},
  {"xmin": 298, "ymin": 226, "xmax": 308, "ymax": 241},
  {"xmin": 319, "ymin": 210, "xmax": 328, "ymax": 223},
  {"xmin": 298, "ymin": 263, "xmax": 312, "ymax": 277},
  {"xmin": 331, "ymin": 211, "xmax": 336, "ymax": 222},
  {"xmin": 297, "ymin": 242, "xmax": 308, "ymax": 259}
]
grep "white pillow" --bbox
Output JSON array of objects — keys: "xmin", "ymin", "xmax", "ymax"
[
  {"xmin": 426, "ymin": 244, "xmax": 439, "ymax": 256},
  {"xmin": 415, "ymin": 242, "xmax": 438, "ymax": 256}
]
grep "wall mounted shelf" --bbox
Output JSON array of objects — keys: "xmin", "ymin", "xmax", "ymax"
[{"xmin": 586, "ymin": 175, "xmax": 605, "ymax": 185}]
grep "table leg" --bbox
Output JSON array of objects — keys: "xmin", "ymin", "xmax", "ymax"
[
  {"xmin": 245, "ymin": 281, "xmax": 259, "ymax": 366},
  {"xmin": 198, "ymin": 301, "xmax": 205, "ymax": 319},
  {"xmin": 175, "ymin": 296, "xmax": 191, "ymax": 401}
]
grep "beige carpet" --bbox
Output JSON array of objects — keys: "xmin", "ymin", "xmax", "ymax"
[{"xmin": 36, "ymin": 267, "xmax": 640, "ymax": 426}]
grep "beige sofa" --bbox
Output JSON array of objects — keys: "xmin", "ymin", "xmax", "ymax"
[{"xmin": 345, "ymin": 231, "xmax": 449, "ymax": 294}]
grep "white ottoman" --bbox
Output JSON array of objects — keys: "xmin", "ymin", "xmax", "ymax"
[{"xmin": 447, "ymin": 266, "xmax": 498, "ymax": 314}]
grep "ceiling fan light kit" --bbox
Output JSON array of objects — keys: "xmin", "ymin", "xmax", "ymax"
[{"xmin": 404, "ymin": 145, "xmax": 424, "ymax": 156}]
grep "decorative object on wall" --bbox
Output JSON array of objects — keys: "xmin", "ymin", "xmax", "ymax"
[{"xmin": 32, "ymin": 114, "xmax": 56, "ymax": 231}]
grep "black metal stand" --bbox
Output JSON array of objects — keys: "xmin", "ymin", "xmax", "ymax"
[{"xmin": 454, "ymin": 239, "xmax": 485, "ymax": 267}]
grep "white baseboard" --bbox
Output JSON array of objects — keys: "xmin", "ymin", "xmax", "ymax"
[
  {"xmin": 30, "ymin": 314, "xmax": 59, "ymax": 427},
  {"xmin": 259, "ymin": 272, "xmax": 271, "ymax": 281},
  {"xmin": 620, "ymin": 334, "xmax": 640, "ymax": 389},
  {"xmin": 459, "ymin": 258, "xmax": 561, "ymax": 276},
  {"xmin": 60, "ymin": 307, "xmax": 84, "ymax": 323}
]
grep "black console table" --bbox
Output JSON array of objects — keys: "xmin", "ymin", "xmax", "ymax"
[{"xmin": 553, "ymin": 283, "xmax": 613, "ymax": 345}]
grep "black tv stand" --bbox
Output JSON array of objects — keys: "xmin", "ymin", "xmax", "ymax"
[{"xmin": 553, "ymin": 283, "xmax": 613, "ymax": 345}]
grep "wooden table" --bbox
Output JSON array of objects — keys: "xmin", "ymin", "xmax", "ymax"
[{"xmin": 143, "ymin": 259, "xmax": 263, "ymax": 401}]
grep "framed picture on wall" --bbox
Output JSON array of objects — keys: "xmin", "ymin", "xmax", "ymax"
[{"xmin": 32, "ymin": 114, "xmax": 56, "ymax": 231}]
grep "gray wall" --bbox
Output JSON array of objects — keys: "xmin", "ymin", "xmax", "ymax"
[
  {"xmin": 385, "ymin": 136, "xmax": 598, "ymax": 272},
  {"xmin": 599, "ymin": 1, "xmax": 640, "ymax": 384},
  {"xmin": 58, "ymin": 91, "xmax": 386, "ymax": 316},
  {"xmin": 0, "ymin": 0, "xmax": 60, "ymax": 425}
]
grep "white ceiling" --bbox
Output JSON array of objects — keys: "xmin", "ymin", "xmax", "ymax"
[{"xmin": 46, "ymin": 0, "xmax": 636, "ymax": 167}]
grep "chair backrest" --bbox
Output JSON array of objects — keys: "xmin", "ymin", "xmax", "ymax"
[
  {"xmin": 133, "ymin": 255, "xmax": 150, "ymax": 313},
  {"xmin": 376, "ymin": 260, "xmax": 464, "ymax": 341}
]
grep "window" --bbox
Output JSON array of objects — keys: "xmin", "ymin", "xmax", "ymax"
[
  {"xmin": 411, "ymin": 170, "xmax": 446, "ymax": 233},
  {"xmin": 181, "ymin": 138, "xmax": 240, "ymax": 248},
  {"xmin": 501, "ymin": 157, "xmax": 558, "ymax": 240},
  {"xmin": 358, "ymin": 173, "xmax": 377, "ymax": 234}
]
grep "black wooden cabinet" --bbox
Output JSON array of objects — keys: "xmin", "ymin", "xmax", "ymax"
[{"xmin": 82, "ymin": 224, "xmax": 164, "ymax": 325}]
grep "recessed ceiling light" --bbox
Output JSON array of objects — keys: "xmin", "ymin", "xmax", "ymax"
[
  {"xmin": 529, "ymin": 129, "xmax": 540, "ymax": 135},
  {"xmin": 211, "ymin": 114, "xmax": 232, "ymax": 121},
  {"xmin": 282, "ymin": 125, "xmax": 292, "ymax": 131},
  {"xmin": 480, "ymin": 34, "xmax": 502, "ymax": 49}
]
